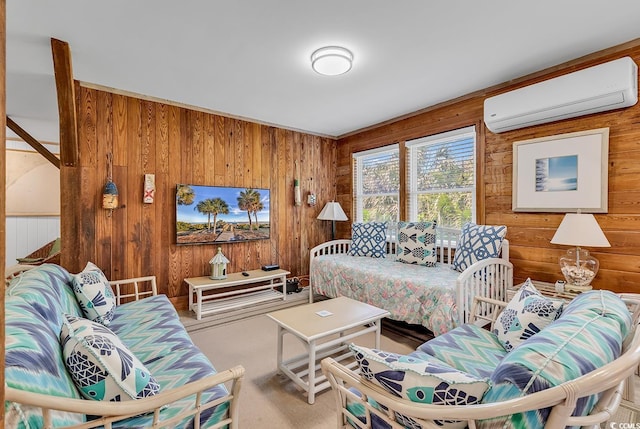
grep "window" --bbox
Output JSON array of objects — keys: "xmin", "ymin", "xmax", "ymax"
[
  {"xmin": 407, "ymin": 126, "xmax": 476, "ymax": 228},
  {"xmin": 353, "ymin": 144, "xmax": 399, "ymax": 222}
]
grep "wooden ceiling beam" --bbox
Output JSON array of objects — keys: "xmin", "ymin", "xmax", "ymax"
[
  {"xmin": 51, "ymin": 37, "xmax": 78, "ymax": 166},
  {"xmin": 6, "ymin": 116, "xmax": 60, "ymax": 169}
]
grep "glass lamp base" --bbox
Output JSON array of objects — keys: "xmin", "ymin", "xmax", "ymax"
[{"xmin": 559, "ymin": 247, "xmax": 598, "ymax": 289}]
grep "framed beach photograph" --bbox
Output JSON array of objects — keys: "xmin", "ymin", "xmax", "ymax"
[{"xmin": 512, "ymin": 128, "xmax": 609, "ymax": 213}]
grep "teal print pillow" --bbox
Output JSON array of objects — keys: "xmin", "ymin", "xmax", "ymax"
[
  {"xmin": 452, "ymin": 223, "xmax": 507, "ymax": 272},
  {"xmin": 60, "ymin": 314, "xmax": 160, "ymax": 402},
  {"xmin": 350, "ymin": 344, "xmax": 490, "ymax": 429},
  {"xmin": 348, "ymin": 222, "xmax": 388, "ymax": 258},
  {"xmin": 72, "ymin": 262, "xmax": 116, "ymax": 325},
  {"xmin": 493, "ymin": 279, "xmax": 564, "ymax": 352},
  {"xmin": 396, "ymin": 221, "xmax": 437, "ymax": 266}
]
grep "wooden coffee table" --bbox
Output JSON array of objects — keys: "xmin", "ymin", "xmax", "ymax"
[{"xmin": 266, "ymin": 296, "xmax": 390, "ymax": 404}]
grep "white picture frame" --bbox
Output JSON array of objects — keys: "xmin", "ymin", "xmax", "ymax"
[{"xmin": 512, "ymin": 128, "xmax": 609, "ymax": 213}]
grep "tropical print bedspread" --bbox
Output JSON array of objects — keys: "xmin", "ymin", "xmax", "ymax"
[{"xmin": 311, "ymin": 254, "xmax": 461, "ymax": 335}]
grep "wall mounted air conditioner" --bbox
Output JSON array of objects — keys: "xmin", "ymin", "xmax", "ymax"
[{"xmin": 484, "ymin": 56, "xmax": 638, "ymax": 133}]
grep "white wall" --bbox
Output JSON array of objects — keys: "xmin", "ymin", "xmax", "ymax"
[
  {"xmin": 6, "ymin": 216, "xmax": 60, "ymax": 266},
  {"xmin": 5, "ymin": 139, "xmax": 60, "ymax": 267}
]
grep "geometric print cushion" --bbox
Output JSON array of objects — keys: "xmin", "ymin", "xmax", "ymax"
[
  {"xmin": 493, "ymin": 279, "xmax": 564, "ymax": 352},
  {"xmin": 60, "ymin": 314, "xmax": 160, "ymax": 402},
  {"xmin": 451, "ymin": 223, "xmax": 507, "ymax": 272},
  {"xmin": 348, "ymin": 222, "xmax": 388, "ymax": 258},
  {"xmin": 480, "ymin": 290, "xmax": 630, "ymax": 429},
  {"xmin": 396, "ymin": 221, "xmax": 437, "ymax": 266},
  {"xmin": 416, "ymin": 324, "xmax": 508, "ymax": 379},
  {"xmin": 350, "ymin": 343, "xmax": 490, "ymax": 429},
  {"xmin": 72, "ymin": 261, "xmax": 117, "ymax": 326}
]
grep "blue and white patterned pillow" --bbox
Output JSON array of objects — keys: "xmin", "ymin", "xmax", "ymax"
[
  {"xmin": 396, "ymin": 221, "xmax": 437, "ymax": 266},
  {"xmin": 493, "ymin": 279, "xmax": 564, "ymax": 352},
  {"xmin": 350, "ymin": 344, "xmax": 490, "ymax": 429},
  {"xmin": 60, "ymin": 314, "xmax": 160, "ymax": 402},
  {"xmin": 452, "ymin": 223, "xmax": 507, "ymax": 272},
  {"xmin": 72, "ymin": 262, "xmax": 116, "ymax": 325},
  {"xmin": 348, "ymin": 222, "xmax": 387, "ymax": 258}
]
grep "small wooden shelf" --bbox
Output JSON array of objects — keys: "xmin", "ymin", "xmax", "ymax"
[{"xmin": 185, "ymin": 269, "xmax": 290, "ymax": 320}]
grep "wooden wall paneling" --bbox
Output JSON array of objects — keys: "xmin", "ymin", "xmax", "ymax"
[
  {"xmin": 65, "ymin": 85, "xmax": 337, "ymax": 309},
  {"xmin": 258, "ymin": 125, "xmax": 276, "ymax": 269},
  {"xmin": 167, "ymin": 104, "xmax": 182, "ymax": 297},
  {"xmin": 125, "ymin": 97, "xmax": 143, "ymax": 279},
  {"xmin": 214, "ymin": 115, "xmax": 225, "ymax": 185},
  {"xmin": 155, "ymin": 103, "xmax": 170, "ymax": 293},
  {"xmin": 275, "ymin": 128, "xmax": 287, "ymax": 269},
  {"xmin": 140, "ymin": 100, "xmax": 156, "ymax": 277},
  {"xmin": 95, "ymin": 90, "xmax": 113, "ymax": 275}
]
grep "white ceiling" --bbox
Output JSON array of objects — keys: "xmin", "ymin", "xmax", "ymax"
[{"xmin": 7, "ymin": 1, "xmax": 640, "ymax": 142}]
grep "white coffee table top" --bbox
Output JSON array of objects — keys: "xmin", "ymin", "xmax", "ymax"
[{"xmin": 267, "ymin": 296, "xmax": 390, "ymax": 342}]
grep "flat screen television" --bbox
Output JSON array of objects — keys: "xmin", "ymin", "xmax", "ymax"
[{"xmin": 176, "ymin": 184, "xmax": 270, "ymax": 245}]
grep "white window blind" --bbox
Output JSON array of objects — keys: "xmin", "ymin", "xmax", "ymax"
[
  {"xmin": 406, "ymin": 126, "xmax": 476, "ymax": 228},
  {"xmin": 353, "ymin": 144, "xmax": 400, "ymax": 222}
]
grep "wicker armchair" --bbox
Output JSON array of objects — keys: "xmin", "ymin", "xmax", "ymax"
[{"xmin": 322, "ymin": 294, "xmax": 640, "ymax": 429}]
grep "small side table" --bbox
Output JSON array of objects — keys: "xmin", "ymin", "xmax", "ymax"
[{"xmin": 507, "ymin": 280, "xmax": 581, "ymax": 302}]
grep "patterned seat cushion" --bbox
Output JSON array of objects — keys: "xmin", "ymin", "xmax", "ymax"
[
  {"xmin": 479, "ymin": 290, "xmax": 632, "ymax": 429},
  {"xmin": 493, "ymin": 279, "xmax": 564, "ymax": 352},
  {"xmin": 348, "ymin": 222, "xmax": 388, "ymax": 258},
  {"xmin": 351, "ymin": 344, "xmax": 490, "ymax": 429},
  {"xmin": 396, "ymin": 221, "xmax": 437, "ymax": 266},
  {"xmin": 451, "ymin": 223, "xmax": 506, "ymax": 272},
  {"xmin": 108, "ymin": 295, "xmax": 231, "ymax": 428},
  {"xmin": 415, "ymin": 324, "xmax": 508, "ymax": 379}
]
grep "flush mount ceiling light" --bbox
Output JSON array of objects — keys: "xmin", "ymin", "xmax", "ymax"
[{"xmin": 311, "ymin": 46, "xmax": 353, "ymax": 76}]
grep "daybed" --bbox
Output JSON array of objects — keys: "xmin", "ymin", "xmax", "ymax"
[
  {"xmin": 5, "ymin": 263, "xmax": 244, "ymax": 429},
  {"xmin": 310, "ymin": 223, "xmax": 513, "ymax": 335},
  {"xmin": 322, "ymin": 283, "xmax": 640, "ymax": 428}
]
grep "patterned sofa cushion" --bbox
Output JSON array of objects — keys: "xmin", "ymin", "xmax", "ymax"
[
  {"xmin": 60, "ymin": 314, "xmax": 160, "ymax": 402},
  {"xmin": 452, "ymin": 223, "xmax": 506, "ymax": 272},
  {"xmin": 479, "ymin": 290, "xmax": 632, "ymax": 429},
  {"xmin": 396, "ymin": 221, "xmax": 437, "ymax": 266},
  {"xmin": 108, "ymin": 294, "xmax": 231, "ymax": 428},
  {"xmin": 351, "ymin": 344, "xmax": 490, "ymax": 429},
  {"xmin": 415, "ymin": 324, "xmax": 508, "ymax": 379},
  {"xmin": 348, "ymin": 222, "xmax": 388, "ymax": 258},
  {"xmin": 493, "ymin": 279, "xmax": 564, "ymax": 352},
  {"xmin": 5, "ymin": 264, "xmax": 86, "ymax": 429},
  {"xmin": 72, "ymin": 261, "xmax": 117, "ymax": 325}
]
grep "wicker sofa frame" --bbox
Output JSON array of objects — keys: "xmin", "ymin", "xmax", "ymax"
[
  {"xmin": 321, "ymin": 294, "xmax": 640, "ymax": 429},
  {"xmin": 4, "ymin": 266, "xmax": 245, "ymax": 429}
]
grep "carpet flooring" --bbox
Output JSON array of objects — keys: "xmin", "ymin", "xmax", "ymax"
[{"xmin": 189, "ymin": 313, "xmax": 419, "ymax": 429}]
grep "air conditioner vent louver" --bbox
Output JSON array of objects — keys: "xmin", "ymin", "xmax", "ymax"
[{"xmin": 484, "ymin": 57, "xmax": 638, "ymax": 133}]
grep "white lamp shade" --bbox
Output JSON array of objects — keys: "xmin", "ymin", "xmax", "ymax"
[
  {"xmin": 317, "ymin": 201, "xmax": 348, "ymax": 221},
  {"xmin": 550, "ymin": 212, "xmax": 610, "ymax": 247},
  {"xmin": 311, "ymin": 46, "xmax": 353, "ymax": 76}
]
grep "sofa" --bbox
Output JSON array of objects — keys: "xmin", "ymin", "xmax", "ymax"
[
  {"xmin": 310, "ymin": 222, "xmax": 513, "ymax": 335},
  {"xmin": 4, "ymin": 263, "xmax": 244, "ymax": 429},
  {"xmin": 322, "ymin": 281, "xmax": 640, "ymax": 429}
]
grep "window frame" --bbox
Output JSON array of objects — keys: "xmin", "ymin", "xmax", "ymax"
[
  {"xmin": 406, "ymin": 126, "xmax": 477, "ymax": 227},
  {"xmin": 352, "ymin": 144, "xmax": 400, "ymax": 223}
]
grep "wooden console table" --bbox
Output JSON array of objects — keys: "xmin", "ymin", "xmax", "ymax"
[{"xmin": 185, "ymin": 268, "xmax": 290, "ymax": 320}]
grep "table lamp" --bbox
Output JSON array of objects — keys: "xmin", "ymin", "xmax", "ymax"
[
  {"xmin": 317, "ymin": 201, "xmax": 348, "ymax": 240},
  {"xmin": 550, "ymin": 210, "xmax": 610, "ymax": 292}
]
